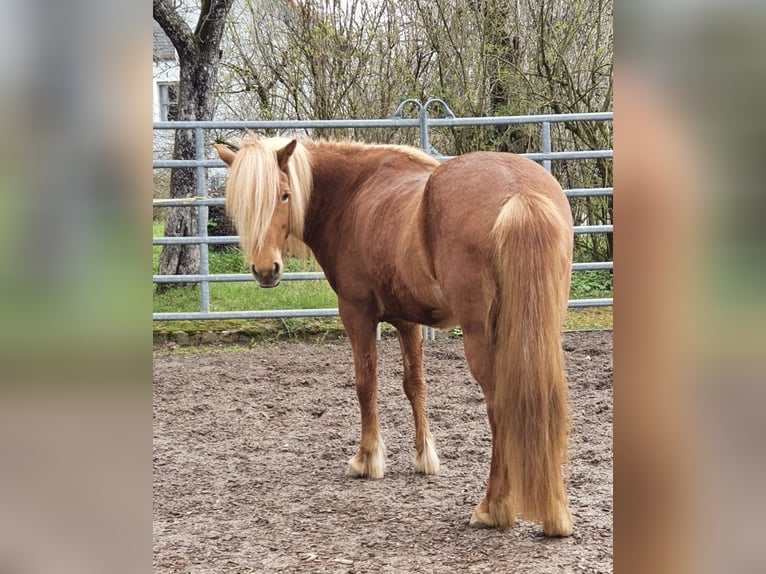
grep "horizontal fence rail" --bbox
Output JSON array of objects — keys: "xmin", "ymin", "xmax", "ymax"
[{"xmin": 153, "ymin": 105, "xmax": 613, "ymax": 331}]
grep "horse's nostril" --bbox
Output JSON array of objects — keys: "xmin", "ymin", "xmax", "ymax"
[
  {"xmin": 251, "ymin": 264, "xmax": 259, "ymax": 277},
  {"xmin": 273, "ymin": 261, "xmax": 281, "ymax": 276}
]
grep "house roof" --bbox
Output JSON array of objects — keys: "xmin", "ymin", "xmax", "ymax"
[{"xmin": 153, "ymin": 21, "xmax": 176, "ymax": 61}]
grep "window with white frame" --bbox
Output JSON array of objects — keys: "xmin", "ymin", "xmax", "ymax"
[{"xmin": 158, "ymin": 82, "xmax": 179, "ymax": 121}]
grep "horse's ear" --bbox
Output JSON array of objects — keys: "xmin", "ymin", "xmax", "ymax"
[
  {"xmin": 276, "ymin": 139, "xmax": 298, "ymax": 172},
  {"xmin": 215, "ymin": 144, "xmax": 236, "ymax": 167}
]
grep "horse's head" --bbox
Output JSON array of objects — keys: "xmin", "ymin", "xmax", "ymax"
[{"xmin": 215, "ymin": 137, "xmax": 301, "ymax": 288}]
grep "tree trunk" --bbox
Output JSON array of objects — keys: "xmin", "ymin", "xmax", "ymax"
[
  {"xmin": 156, "ymin": 60, "xmax": 209, "ymax": 288},
  {"xmin": 154, "ymin": 0, "xmax": 234, "ymax": 291},
  {"xmin": 157, "ymin": 121, "xmax": 199, "ymax": 289}
]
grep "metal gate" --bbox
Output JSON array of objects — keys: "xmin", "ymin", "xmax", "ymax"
[{"xmin": 153, "ymin": 100, "xmax": 613, "ymax": 326}]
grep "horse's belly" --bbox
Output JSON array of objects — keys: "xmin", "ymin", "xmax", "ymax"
[
  {"xmin": 376, "ymin": 281, "xmax": 457, "ymax": 329},
  {"xmin": 380, "ymin": 305, "xmax": 458, "ymax": 329}
]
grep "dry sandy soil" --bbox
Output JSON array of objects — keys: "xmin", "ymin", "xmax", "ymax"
[{"xmin": 153, "ymin": 330, "xmax": 612, "ymax": 573}]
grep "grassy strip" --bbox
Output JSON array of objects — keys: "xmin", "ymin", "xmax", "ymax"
[{"xmin": 153, "ymin": 306, "xmax": 611, "ymax": 354}]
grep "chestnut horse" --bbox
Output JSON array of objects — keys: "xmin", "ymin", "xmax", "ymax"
[{"xmin": 215, "ymin": 135, "xmax": 574, "ymax": 536}]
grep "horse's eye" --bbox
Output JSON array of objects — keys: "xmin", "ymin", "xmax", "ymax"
[{"xmin": 281, "ymin": 192, "xmax": 290, "ymax": 202}]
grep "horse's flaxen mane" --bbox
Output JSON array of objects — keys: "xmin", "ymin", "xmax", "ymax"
[
  {"xmin": 225, "ymin": 135, "xmax": 437, "ymax": 258},
  {"xmin": 310, "ymin": 138, "xmax": 440, "ymax": 169},
  {"xmin": 225, "ymin": 135, "xmax": 313, "ymax": 257}
]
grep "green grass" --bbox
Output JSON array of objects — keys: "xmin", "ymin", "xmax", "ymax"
[
  {"xmin": 153, "ymin": 263, "xmax": 338, "ymax": 315},
  {"xmin": 153, "ymin": 220, "xmax": 337, "ymax": 315},
  {"xmin": 569, "ymin": 269, "xmax": 613, "ymax": 300},
  {"xmin": 564, "ymin": 307, "xmax": 612, "ymax": 331},
  {"xmin": 153, "ymin": 221, "xmax": 612, "ymax": 335}
]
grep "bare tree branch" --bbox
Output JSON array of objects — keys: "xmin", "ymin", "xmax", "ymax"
[{"xmin": 153, "ymin": 0, "xmax": 196, "ymax": 60}]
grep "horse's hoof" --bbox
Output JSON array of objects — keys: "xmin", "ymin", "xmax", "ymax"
[
  {"xmin": 468, "ymin": 505, "xmax": 495, "ymax": 529},
  {"xmin": 347, "ymin": 458, "xmax": 384, "ymax": 479},
  {"xmin": 413, "ymin": 437, "xmax": 440, "ymax": 475},
  {"xmin": 347, "ymin": 444, "xmax": 386, "ymax": 479},
  {"xmin": 468, "ymin": 511, "xmax": 493, "ymax": 529},
  {"xmin": 468, "ymin": 500, "xmax": 515, "ymax": 529},
  {"xmin": 543, "ymin": 521, "xmax": 573, "ymax": 537},
  {"xmin": 543, "ymin": 506, "xmax": 573, "ymax": 537}
]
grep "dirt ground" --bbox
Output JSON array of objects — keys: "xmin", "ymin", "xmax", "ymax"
[{"xmin": 153, "ymin": 330, "xmax": 612, "ymax": 573}]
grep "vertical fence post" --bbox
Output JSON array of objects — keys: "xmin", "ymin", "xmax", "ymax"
[
  {"xmin": 419, "ymin": 103, "xmax": 430, "ymax": 156},
  {"xmin": 542, "ymin": 121, "xmax": 552, "ymax": 173},
  {"xmin": 195, "ymin": 127, "xmax": 210, "ymax": 314},
  {"xmin": 419, "ymin": 104, "xmax": 436, "ymax": 341}
]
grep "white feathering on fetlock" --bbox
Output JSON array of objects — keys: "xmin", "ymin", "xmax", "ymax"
[
  {"xmin": 347, "ymin": 440, "xmax": 386, "ymax": 479},
  {"xmin": 413, "ymin": 436, "xmax": 440, "ymax": 475}
]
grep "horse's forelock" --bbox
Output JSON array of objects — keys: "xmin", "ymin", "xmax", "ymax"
[
  {"xmin": 224, "ymin": 136, "xmax": 312, "ymax": 259},
  {"xmin": 225, "ymin": 139, "xmax": 279, "ymax": 259}
]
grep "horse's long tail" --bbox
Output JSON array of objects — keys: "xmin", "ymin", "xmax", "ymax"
[{"xmin": 491, "ymin": 191, "xmax": 572, "ymax": 531}]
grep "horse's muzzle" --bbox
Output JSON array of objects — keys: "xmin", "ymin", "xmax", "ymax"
[{"xmin": 251, "ymin": 262, "xmax": 282, "ymax": 288}]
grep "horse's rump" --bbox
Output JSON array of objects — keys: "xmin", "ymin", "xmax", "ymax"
[{"xmin": 421, "ymin": 152, "xmax": 570, "ymax": 310}]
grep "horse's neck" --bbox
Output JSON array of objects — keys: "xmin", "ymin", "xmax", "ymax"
[
  {"xmin": 296, "ymin": 145, "xmax": 355, "ymax": 265},
  {"xmin": 308, "ymin": 143, "xmax": 367, "ymax": 191},
  {"xmin": 301, "ymin": 143, "xmax": 433, "ymax": 275},
  {"xmin": 304, "ymin": 144, "xmax": 375, "ymax": 218},
  {"xmin": 306, "ymin": 142, "xmax": 429, "ymax": 198}
]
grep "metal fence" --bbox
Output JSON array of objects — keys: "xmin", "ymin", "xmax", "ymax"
[{"xmin": 153, "ymin": 100, "xmax": 613, "ymax": 328}]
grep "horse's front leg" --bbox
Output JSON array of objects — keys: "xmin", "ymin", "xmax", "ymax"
[{"xmin": 340, "ymin": 300, "xmax": 386, "ymax": 479}]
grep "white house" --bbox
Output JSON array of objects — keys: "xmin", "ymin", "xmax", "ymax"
[
  {"xmin": 153, "ymin": 21, "xmax": 179, "ymax": 123},
  {"xmin": 153, "ymin": 21, "xmax": 179, "ymax": 162}
]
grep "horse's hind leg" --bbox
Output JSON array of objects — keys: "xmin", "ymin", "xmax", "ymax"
[
  {"xmin": 461, "ymin": 326, "xmax": 517, "ymax": 529},
  {"xmin": 340, "ymin": 301, "xmax": 386, "ymax": 479},
  {"xmin": 463, "ymin": 324, "xmax": 571, "ymax": 535},
  {"xmin": 393, "ymin": 321, "xmax": 439, "ymax": 475}
]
